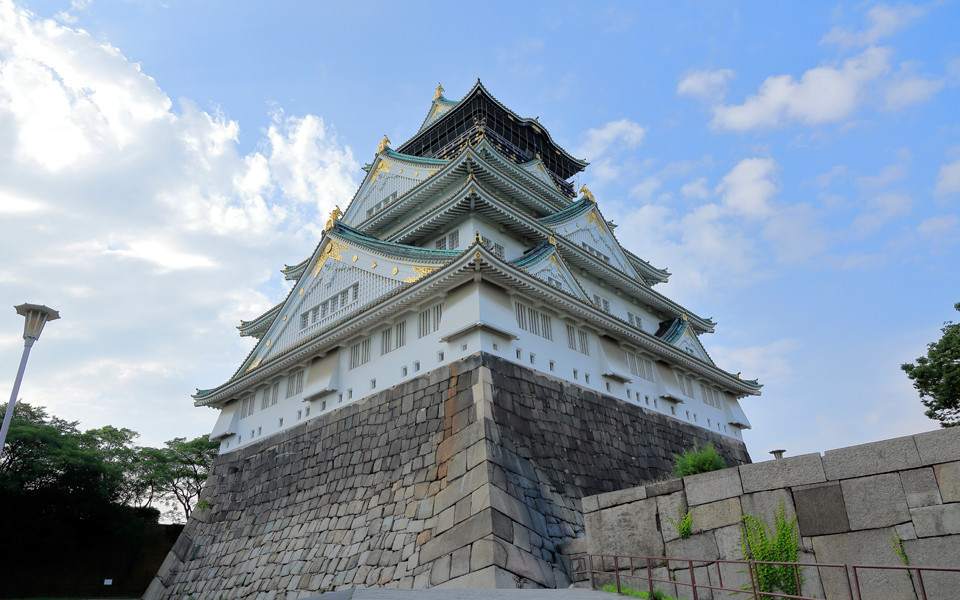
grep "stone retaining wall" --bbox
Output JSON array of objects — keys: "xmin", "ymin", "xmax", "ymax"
[
  {"xmin": 145, "ymin": 352, "xmax": 749, "ymax": 599},
  {"xmin": 579, "ymin": 427, "xmax": 960, "ymax": 599}
]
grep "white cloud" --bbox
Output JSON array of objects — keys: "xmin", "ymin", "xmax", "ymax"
[
  {"xmin": 821, "ymin": 3, "xmax": 927, "ymax": 48},
  {"xmin": 677, "ymin": 68, "xmax": 735, "ymax": 103},
  {"xmin": 496, "ymin": 38, "xmax": 545, "ymax": 79},
  {"xmin": 851, "ymin": 191, "xmax": 914, "ymax": 236},
  {"xmin": 577, "ymin": 118, "xmax": 647, "ymax": 161},
  {"xmin": 884, "ymin": 62, "xmax": 945, "ymax": 111},
  {"xmin": 710, "ymin": 339, "xmax": 799, "ymax": 384},
  {"xmin": 715, "ymin": 157, "xmax": 779, "ymax": 219},
  {"xmin": 916, "ymin": 214, "xmax": 959, "ymax": 239},
  {"xmin": 680, "ymin": 177, "xmax": 710, "ymax": 200},
  {"xmin": 0, "ymin": 1, "xmax": 358, "ymax": 447},
  {"xmin": 711, "ymin": 47, "xmax": 891, "ymax": 131},
  {"xmin": 856, "ymin": 163, "xmax": 908, "ymax": 189},
  {"xmin": 935, "ymin": 157, "xmax": 960, "ymax": 196}
]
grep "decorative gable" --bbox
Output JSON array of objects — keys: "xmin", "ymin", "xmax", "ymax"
[{"xmin": 509, "ymin": 241, "xmax": 589, "ymax": 302}]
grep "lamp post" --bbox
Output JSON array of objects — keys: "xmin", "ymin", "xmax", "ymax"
[{"xmin": 0, "ymin": 303, "xmax": 60, "ymax": 462}]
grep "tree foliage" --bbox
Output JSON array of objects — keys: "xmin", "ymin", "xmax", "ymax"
[
  {"xmin": 0, "ymin": 401, "xmax": 219, "ymax": 522},
  {"xmin": 902, "ymin": 302, "xmax": 960, "ymax": 428}
]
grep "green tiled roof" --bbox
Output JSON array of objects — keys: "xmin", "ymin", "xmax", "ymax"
[
  {"xmin": 510, "ymin": 242, "xmax": 555, "ymax": 268},
  {"xmin": 538, "ymin": 197, "xmax": 594, "ymax": 226},
  {"xmin": 332, "ymin": 222, "xmax": 462, "ymax": 262},
  {"xmin": 655, "ymin": 316, "xmax": 688, "ymax": 344},
  {"xmin": 383, "ymin": 148, "xmax": 449, "ymax": 166}
]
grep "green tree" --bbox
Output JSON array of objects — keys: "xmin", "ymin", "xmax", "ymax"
[
  {"xmin": 902, "ymin": 302, "xmax": 960, "ymax": 428},
  {"xmin": 139, "ymin": 435, "xmax": 220, "ymax": 521}
]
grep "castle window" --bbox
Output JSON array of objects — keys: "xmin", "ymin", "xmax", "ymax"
[
  {"xmin": 239, "ymin": 395, "xmax": 256, "ymax": 419},
  {"xmin": 381, "ymin": 321, "xmax": 406, "ymax": 355},
  {"xmin": 414, "ymin": 361, "xmax": 420, "ymax": 372},
  {"xmin": 418, "ymin": 303, "xmax": 442, "ymax": 338},
  {"xmin": 261, "ymin": 382, "xmax": 279, "ymax": 409},
  {"xmin": 628, "ymin": 312, "xmax": 643, "ymax": 329},
  {"xmin": 515, "ymin": 302, "xmax": 553, "ymax": 341},
  {"xmin": 624, "ymin": 350, "xmax": 655, "ymax": 381},
  {"xmin": 349, "ymin": 338, "xmax": 371, "ymax": 369},
  {"xmin": 278, "ymin": 418, "xmax": 283, "ymax": 427},
  {"xmin": 700, "ymin": 384, "xmax": 722, "ymax": 408},
  {"xmin": 401, "ymin": 365, "xmax": 408, "ymax": 376},
  {"xmin": 677, "ymin": 372, "xmax": 696, "ymax": 398},
  {"xmin": 549, "ymin": 360, "xmax": 555, "ymax": 371},
  {"xmin": 566, "ymin": 325, "xmax": 589, "ymax": 355},
  {"xmin": 593, "ymin": 294, "xmax": 611, "ymax": 313},
  {"xmin": 435, "ymin": 231, "xmax": 459, "ymax": 250},
  {"xmin": 285, "ymin": 369, "xmax": 304, "ymax": 398},
  {"xmin": 305, "ymin": 406, "xmax": 310, "ymax": 416},
  {"xmin": 573, "ymin": 369, "xmax": 579, "ymax": 380},
  {"xmin": 581, "ymin": 241, "xmax": 611, "ymax": 263},
  {"xmin": 437, "ymin": 351, "xmax": 444, "ymax": 362}
]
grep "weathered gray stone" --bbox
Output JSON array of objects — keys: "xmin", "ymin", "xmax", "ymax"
[
  {"xmin": 842, "ymin": 472, "xmax": 911, "ymax": 530},
  {"xmin": 684, "ymin": 468, "xmax": 742, "ymax": 506},
  {"xmin": 794, "ymin": 483, "xmax": 849, "ymax": 537},
  {"xmin": 645, "ymin": 477, "xmax": 684, "ymax": 498},
  {"xmin": 581, "ymin": 495, "xmax": 599, "ymax": 514},
  {"xmin": 664, "ymin": 531, "xmax": 719, "ymax": 565},
  {"xmin": 900, "ymin": 467, "xmax": 943, "ymax": 508},
  {"xmin": 470, "ymin": 537, "xmax": 508, "ymax": 571},
  {"xmin": 911, "ymin": 504, "xmax": 960, "ymax": 537},
  {"xmin": 449, "ymin": 546, "xmax": 471, "ymax": 579},
  {"xmin": 739, "ymin": 453, "xmax": 825, "ymax": 493},
  {"xmin": 740, "ymin": 488, "xmax": 796, "ymax": 528},
  {"xmin": 690, "ymin": 497, "xmax": 742, "ymax": 533},
  {"xmin": 934, "ymin": 461, "xmax": 960, "ymax": 502},
  {"xmin": 671, "ymin": 564, "xmax": 713, "ymax": 600},
  {"xmin": 812, "ymin": 529, "xmax": 917, "ymax": 600},
  {"xmin": 823, "ymin": 435, "xmax": 921, "ymax": 480},
  {"xmin": 595, "ymin": 485, "xmax": 647, "ymax": 510},
  {"xmin": 586, "ymin": 498, "xmax": 664, "ymax": 559},
  {"xmin": 434, "ymin": 565, "xmax": 516, "ymax": 589},
  {"xmin": 429, "ymin": 552, "xmax": 450, "ymax": 586},
  {"xmin": 914, "ymin": 426, "xmax": 960, "ymax": 466},
  {"xmin": 901, "ymin": 535, "xmax": 960, "ymax": 599},
  {"xmin": 656, "ymin": 490, "xmax": 688, "ymax": 543}
]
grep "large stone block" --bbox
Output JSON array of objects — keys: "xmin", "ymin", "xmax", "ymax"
[
  {"xmin": 794, "ymin": 483, "xmax": 850, "ymax": 537},
  {"xmin": 664, "ymin": 531, "xmax": 719, "ymax": 565},
  {"xmin": 595, "ymin": 485, "xmax": 647, "ymax": 510},
  {"xmin": 740, "ymin": 488, "xmax": 796, "ymax": 529},
  {"xmin": 911, "ymin": 504, "xmax": 960, "ymax": 537},
  {"xmin": 914, "ymin": 426, "xmax": 960, "ymax": 466},
  {"xmin": 685, "ymin": 468, "xmax": 743, "ymax": 506},
  {"xmin": 934, "ymin": 461, "xmax": 960, "ymax": 502},
  {"xmin": 585, "ymin": 498, "xmax": 664, "ymax": 559},
  {"xmin": 812, "ymin": 529, "xmax": 917, "ymax": 600},
  {"xmin": 739, "ymin": 453, "xmax": 825, "ymax": 493},
  {"xmin": 900, "ymin": 467, "xmax": 943, "ymax": 508},
  {"xmin": 822, "ymin": 435, "xmax": 921, "ymax": 480},
  {"xmin": 656, "ymin": 490, "xmax": 688, "ymax": 543},
  {"xmin": 690, "ymin": 497, "xmax": 742, "ymax": 533},
  {"xmin": 419, "ymin": 507, "xmax": 511, "ymax": 564},
  {"xmin": 901, "ymin": 535, "xmax": 960, "ymax": 600},
  {"xmin": 841, "ymin": 472, "xmax": 911, "ymax": 530}
]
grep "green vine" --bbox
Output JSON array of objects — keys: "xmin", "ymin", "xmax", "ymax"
[
  {"xmin": 666, "ymin": 506, "xmax": 693, "ymax": 539},
  {"xmin": 737, "ymin": 499, "xmax": 802, "ymax": 596},
  {"xmin": 892, "ymin": 532, "xmax": 909, "ymax": 566}
]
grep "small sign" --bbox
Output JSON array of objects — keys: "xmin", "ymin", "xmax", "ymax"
[{"xmin": 104, "ymin": 579, "xmax": 113, "ymax": 586}]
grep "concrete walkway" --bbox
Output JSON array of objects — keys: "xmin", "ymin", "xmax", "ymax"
[{"xmin": 305, "ymin": 589, "xmax": 614, "ymax": 599}]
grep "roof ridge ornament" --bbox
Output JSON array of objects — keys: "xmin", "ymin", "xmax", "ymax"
[
  {"xmin": 325, "ymin": 205, "xmax": 343, "ymax": 232},
  {"xmin": 579, "ymin": 184, "xmax": 596, "ymax": 203},
  {"xmin": 548, "ymin": 235, "xmax": 557, "ymax": 246},
  {"xmin": 434, "ymin": 83, "xmax": 444, "ymax": 101},
  {"xmin": 377, "ymin": 135, "xmax": 391, "ymax": 154},
  {"xmin": 474, "ymin": 230, "xmax": 483, "ymax": 244}
]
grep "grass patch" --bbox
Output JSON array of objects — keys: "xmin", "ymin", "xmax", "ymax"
[{"xmin": 600, "ymin": 584, "xmax": 680, "ymax": 600}]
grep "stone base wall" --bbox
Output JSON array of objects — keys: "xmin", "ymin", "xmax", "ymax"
[
  {"xmin": 580, "ymin": 427, "xmax": 960, "ymax": 600},
  {"xmin": 145, "ymin": 352, "xmax": 749, "ymax": 599}
]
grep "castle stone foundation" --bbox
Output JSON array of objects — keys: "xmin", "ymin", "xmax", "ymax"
[{"xmin": 146, "ymin": 353, "xmax": 749, "ymax": 598}]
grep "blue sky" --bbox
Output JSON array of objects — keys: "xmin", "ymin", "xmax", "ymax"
[{"xmin": 1, "ymin": 0, "xmax": 958, "ymax": 460}]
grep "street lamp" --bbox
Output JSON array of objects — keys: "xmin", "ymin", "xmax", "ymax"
[{"xmin": 0, "ymin": 303, "xmax": 60, "ymax": 462}]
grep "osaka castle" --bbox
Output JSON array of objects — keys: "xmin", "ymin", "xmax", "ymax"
[{"xmin": 196, "ymin": 80, "xmax": 759, "ymax": 454}]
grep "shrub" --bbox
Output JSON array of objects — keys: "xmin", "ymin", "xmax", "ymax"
[
  {"xmin": 671, "ymin": 443, "xmax": 725, "ymax": 478},
  {"xmin": 737, "ymin": 499, "xmax": 802, "ymax": 596},
  {"xmin": 600, "ymin": 584, "xmax": 675, "ymax": 599}
]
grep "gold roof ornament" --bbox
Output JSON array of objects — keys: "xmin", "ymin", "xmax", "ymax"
[
  {"xmin": 324, "ymin": 205, "xmax": 344, "ymax": 231},
  {"xmin": 377, "ymin": 135, "xmax": 391, "ymax": 154},
  {"xmin": 434, "ymin": 83, "xmax": 444, "ymax": 101},
  {"xmin": 547, "ymin": 235, "xmax": 557, "ymax": 246},
  {"xmin": 474, "ymin": 230, "xmax": 483, "ymax": 244},
  {"xmin": 681, "ymin": 313, "xmax": 688, "ymax": 322},
  {"xmin": 579, "ymin": 184, "xmax": 596, "ymax": 203}
]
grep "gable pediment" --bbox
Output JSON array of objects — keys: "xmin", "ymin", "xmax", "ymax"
[{"xmin": 510, "ymin": 242, "xmax": 589, "ymax": 302}]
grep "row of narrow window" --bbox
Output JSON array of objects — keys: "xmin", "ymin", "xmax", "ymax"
[
  {"xmin": 515, "ymin": 302, "xmax": 553, "ymax": 341},
  {"xmin": 300, "ymin": 283, "xmax": 360, "ymax": 330},
  {"xmin": 580, "ymin": 241, "xmax": 611, "ymax": 263},
  {"xmin": 350, "ymin": 304, "xmax": 441, "ymax": 370},
  {"xmin": 435, "ymin": 231, "xmax": 459, "ymax": 250}
]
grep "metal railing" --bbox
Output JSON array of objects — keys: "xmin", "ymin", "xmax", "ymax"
[{"xmin": 570, "ymin": 553, "xmax": 960, "ymax": 600}]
